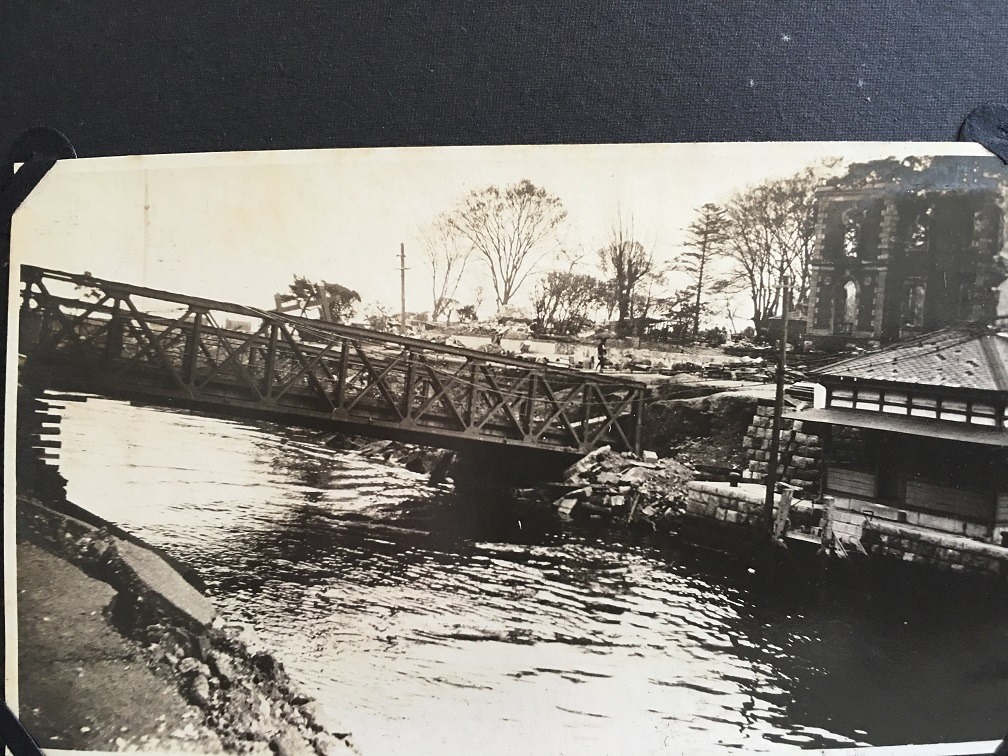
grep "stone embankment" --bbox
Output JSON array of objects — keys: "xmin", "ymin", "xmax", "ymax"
[
  {"xmin": 16, "ymin": 383, "xmax": 358, "ymax": 753},
  {"xmin": 18, "ymin": 494, "xmax": 357, "ymax": 755},
  {"xmin": 683, "ymin": 481, "xmax": 822, "ymax": 532},
  {"xmin": 743, "ymin": 404, "xmax": 824, "ymax": 496},
  {"xmin": 859, "ymin": 518, "xmax": 1008, "ymax": 577}
]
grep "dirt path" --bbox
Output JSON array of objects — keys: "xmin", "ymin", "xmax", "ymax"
[{"xmin": 16, "ymin": 541, "xmax": 224, "ymax": 752}]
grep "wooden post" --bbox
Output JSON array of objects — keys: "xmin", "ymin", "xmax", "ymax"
[
  {"xmin": 632, "ymin": 386, "xmax": 647, "ymax": 456},
  {"xmin": 334, "ymin": 338, "xmax": 350, "ymax": 411},
  {"xmin": 465, "ymin": 361, "xmax": 478, "ymax": 428},
  {"xmin": 763, "ymin": 275, "xmax": 791, "ymax": 539},
  {"xmin": 773, "ymin": 487, "xmax": 794, "ymax": 541},
  {"xmin": 581, "ymin": 383, "xmax": 592, "ymax": 449},
  {"xmin": 317, "ymin": 283, "xmax": 333, "ymax": 322},
  {"xmin": 399, "ymin": 243, "xmax": 407, "ymax": 336},
  {"xmin": 104, "ymin": 298, "xmax": 125, "ymax": 363}
]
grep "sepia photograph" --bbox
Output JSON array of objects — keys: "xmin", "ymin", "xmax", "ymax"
[{"xmin": 6, "ymin": 141, "xmax": 1008, "ymax": 755}]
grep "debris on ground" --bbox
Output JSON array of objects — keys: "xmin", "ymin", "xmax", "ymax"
[
  {"xmin": 546, "ymin": 448, "xmax": 694, "ymax": 531},
  {"xmin": 319, "ymin": 432, "xmax": 700, "ymax": 535}
]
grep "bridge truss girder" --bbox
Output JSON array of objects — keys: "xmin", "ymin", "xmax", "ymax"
[{"xmin": 18, "ymin": 266, "xmax": 647, "ymax": 457}]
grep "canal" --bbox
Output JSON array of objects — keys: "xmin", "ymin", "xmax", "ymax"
[{"xmin": 50, "ymin": 397, "xmax": 1008, "ymax": 753}]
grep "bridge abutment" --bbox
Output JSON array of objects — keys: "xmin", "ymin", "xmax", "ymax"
[{"xmin": 449, "ymin": 445, "xmax": 575, "ymax": 490}]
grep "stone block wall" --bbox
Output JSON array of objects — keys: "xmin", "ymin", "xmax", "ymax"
[
  {"xmin": 827, "ymin": 495, "xmax": 1005, "ymax": 578},
  {"xmin": 684, "ymin": 481, "xmax": 769, "ymax": 529},
  {"xmin": 828, "ymin": 495, "xmax": 992, "ymax": 545},
  {"xmin": 862, "ymin": 519, "xmax": 1008, "ymax": 577},
  {"xmin": 743, "ymin": 404, "xmax": 824, "ymax": 495},
  {"xmin": 685, "ymin": 482, "xmax": 1008, "ymax": 580},
  {"xmin": 684, "ymin": 481, "xmax": 823, "ymax": 533}
]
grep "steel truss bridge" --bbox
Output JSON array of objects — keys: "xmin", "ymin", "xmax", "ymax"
[{"xmin": 17, "ymin": 266, "xmax": 647, "ymax": 463}]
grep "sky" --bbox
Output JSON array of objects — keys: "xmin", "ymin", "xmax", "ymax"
[{"xmin": 11, "ymin": 141, "xmax": 990, "ymax": 325}]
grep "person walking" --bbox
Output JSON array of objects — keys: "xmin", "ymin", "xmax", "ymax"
[{"xmin": 596, "ymin": 337, "xmax": 608, "ymax": 372}]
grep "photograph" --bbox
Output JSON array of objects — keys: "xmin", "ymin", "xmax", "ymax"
[{"xmin": 6, "ymin": 141, "xmax": 1008, "ymax": 755}]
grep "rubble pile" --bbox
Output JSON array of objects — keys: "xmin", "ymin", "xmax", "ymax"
[{"xmin": 548, "ymin": 446, "xmax": 693, "ymax": 530}]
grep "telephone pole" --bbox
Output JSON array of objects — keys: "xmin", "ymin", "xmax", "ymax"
[
  {"xmin": 763, "ymin": 274, "xmax": 791, "ymax": 540},
  {"xmin": 399, "ymin": 242, "xmax": 407, "ymax": 336}
]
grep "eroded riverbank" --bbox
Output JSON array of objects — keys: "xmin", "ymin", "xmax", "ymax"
[
  {"xmin": 17, "ymin": 493, "xmax": 358, "ymax": 755},
  {"xmin": 15, "ymin": 380, "xmax": 359, "ymax": 754}
]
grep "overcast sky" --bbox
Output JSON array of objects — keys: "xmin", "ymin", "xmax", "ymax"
[{"xmin": 12, "ymin": 141, "xmax": 988, "ymax": 322}]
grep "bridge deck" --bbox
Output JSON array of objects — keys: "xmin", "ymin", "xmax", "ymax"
[{"xmin": 17, "ymin": 266, "xmax": 647, "ymax": 457}]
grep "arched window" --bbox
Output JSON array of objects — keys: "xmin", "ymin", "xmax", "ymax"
[
  {"xmin": 843, "ymin": 279, "xmax": 858, "ymax": 324},
  {"xmin": 842, "ymin": 209, "xmax": 862, "ymax": 258},
  {"xmin": 910, "ymin": 207, "xmax": 931, "ymax": 250},
  {"xmin": 904, "ymin": 283, "xmax": 925, "ymax": 326}
]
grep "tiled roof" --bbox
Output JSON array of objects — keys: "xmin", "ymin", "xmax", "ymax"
[{"xmin": 810, "ymin": 324, "xmax": 1008, "ymax": 392}]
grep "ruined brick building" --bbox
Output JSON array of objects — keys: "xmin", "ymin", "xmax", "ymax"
[{"xmin": 804, "ymin": 157, "xmax": 1008, "ymax": 350}]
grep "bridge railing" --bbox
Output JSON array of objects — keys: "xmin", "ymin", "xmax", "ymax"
[{"xmin": 18, "ymin": 266, "xmax": 647, "ymax": 455}]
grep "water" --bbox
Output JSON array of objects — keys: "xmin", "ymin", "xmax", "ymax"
[{"xmin": 46, "ymin": 397, "xmax": 1008, "ymax": 754}]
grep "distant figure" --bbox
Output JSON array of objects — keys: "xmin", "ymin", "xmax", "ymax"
[{"xmin": 597, "ymin": 338, "xmax": 608, "ymax": 372}]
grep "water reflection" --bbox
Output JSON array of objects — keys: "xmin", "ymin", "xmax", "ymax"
[{"xmin": 47, "ymin": 396, "xmax": 1008, "ymax": 753}]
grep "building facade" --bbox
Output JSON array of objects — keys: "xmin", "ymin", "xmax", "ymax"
[
  {"xmin": 793, "ymin": 325, "xmax": 1008, "ymax": 557},
  {"xmin": 804, "ymin": 161, "xmax": 1007, "ymax": 350}
]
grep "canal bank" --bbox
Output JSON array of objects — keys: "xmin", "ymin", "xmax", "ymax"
[
  {"xmin": 13, "ymin": 386, "xmax": 358, "ymax": 754},
  {"xmin": 16, "ymin": 493, "xmax": 357, "ymax": 755},
  {"xmin": 18, "ymin": 392, "xmax": 1008, "ymax": 752},
  {"xmin": 15, "ymin": 533, "xmax": 223, "ymax": 753}
]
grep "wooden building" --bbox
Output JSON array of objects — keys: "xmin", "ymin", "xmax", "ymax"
[{"xmin": 790, "ymin": 324, "xmax": 1008, "ymax": 546}]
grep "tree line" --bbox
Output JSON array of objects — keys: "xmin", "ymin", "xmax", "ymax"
[{"xmin": 287, "ymin": 158, "xmax": 849, "ymax": 341}]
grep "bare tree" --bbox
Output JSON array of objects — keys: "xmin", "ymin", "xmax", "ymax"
[
  {"xmin": 682, "ymin": 203, "xmax": 729, "ymax": 339},
  {"xmin": 447, "ymin": 180, "xmax": 567, "ymax": 308},
  {"xmin": 598, "ymin": 212, "xmax": 656, "ymax": 337},
  {"xmin": 417, "ymin": 213, "xmax": 472, "ymax": 322},
  {"xmin": 532, "ymin": 271, "xmax": 606, "ymax": 335},
  {"xmin": 632, "ymin": 279, "xmax": 663, "ymax": 347},
  {"xmin": 721, "ymin": 163, "xmax": 834, "ymax": 337},
  {"xmin": 766, "ymin": 165, "xmax": 825, "ymax": 312}
]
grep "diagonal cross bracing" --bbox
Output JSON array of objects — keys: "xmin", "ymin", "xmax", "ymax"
[
  {"xmin": 18, "ymin": 265, "xmax": 647, "ymax": 455},
  {"xmin": 531, "ymin": 379, "xmax": 584, "ymax": 446},
  {"xmin": 343, "ymin": 344, "xmax": 407, "ymax": 420},
  {"xmin": 410, "ymin": 355, "xmax": 469, "ymax": 429}
]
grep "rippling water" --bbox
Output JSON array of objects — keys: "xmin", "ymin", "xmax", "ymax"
[{"xmin": 48, "ymin": 396, "xmax": 1008, "ymax": 754}]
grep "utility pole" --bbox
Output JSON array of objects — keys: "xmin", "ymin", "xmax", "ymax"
[
  {"xmin": 763, "ymin": 274, "xmax": 791, "ymax": 540},
  {"xmin": 399, "ymin": 242, "xmax": 407, "ymax": 336}
]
